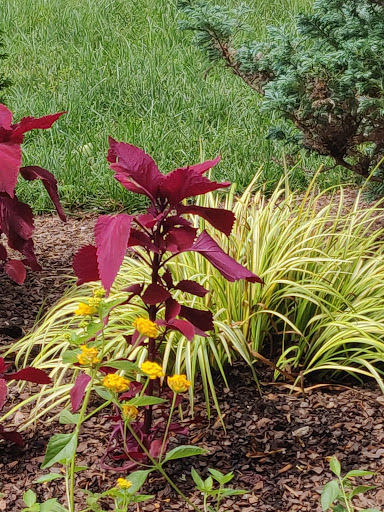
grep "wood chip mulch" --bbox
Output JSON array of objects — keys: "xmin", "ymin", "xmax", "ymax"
[{"xmin": 1, "ymin": 366, "xmax": 384, "ymax": 511}]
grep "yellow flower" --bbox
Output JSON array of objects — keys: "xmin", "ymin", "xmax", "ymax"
[
  {"xmin": 167, "ymin": 374, "xmax": 191, "ymax": 393},
  {"xmin": 74, "ymin": 302, "xmax": 97, "ymax": 316},
  {"xmin": 102, "ymin": 374, "xmax": 131, "ymax": 393},
  {"xmin": 93, "ymin": 287, "xmax": 106, "ymax": 298},
  {"xmin": 77, "ymin": 345, "xmax": 100, "ymax": 366},
  {"xmin": 121, "ymin": 404, "xmax": 139, "ymax": 422},
  {"xmin": 132, "ymin": 317, "xmax": 158, "ymax": 338},
  {"xmin": 116, "ymin": 478, "xmax": 132, "ymax": 489},
  {"xmin": 88, "ymin": 297, "xmax": 101, "ymax": 308},
  {"xmin": 140, "ymin": 361, "xmax": 164, "ymax": 380}
]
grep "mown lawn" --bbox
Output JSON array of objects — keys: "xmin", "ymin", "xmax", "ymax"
[{"xmin": 0, "ymin": 0, "xmax": 340, "ymax": 213}]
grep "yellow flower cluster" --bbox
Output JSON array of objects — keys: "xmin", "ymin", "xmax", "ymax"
[
  {"xmin": 121, "ymin": 404, "xmax": 139, "ymax": 422},
  {"xmin": 74, "ymin": 302, "xmax": 97, "ymax": 316},
  {"xmin": 116, "ymin": 478, "xmax": 132, "ymax": 489},
  {"xmin": 93, "ymin": 287, "xmax": 106, "ymax": 298},
  {"xmin": 88, "ymin": 297, "xmax": 101, "ymax": 308},
  {"xmin": 102, "ymin": 374, "xmax": 131, "ymax": 393},
  {"xmin": 167, "ymin": 374, "xmax": 191, "ymax": 394},
  {"xmin": 77, "ymin": 345, "xmax": 99, "ymax": 366},
  {"xmin": 132, "ymin": 317, "xmax": 158, "ymax": 338},
  {"xmin": 140, "ymin": 361, "xmax": 164, "ymax": 380}
]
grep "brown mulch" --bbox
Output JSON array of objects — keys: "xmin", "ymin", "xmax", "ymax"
[
  {"xmin": 0, "ymin": 213, "xmax": 96, "ymax": 346},
  {"xmin": 1, "ymin": 190, "xmax": 384, "ymax": 511},
  {"xmin": 1, "ymin": 366, "xmax": 384, "ymax": 511}
]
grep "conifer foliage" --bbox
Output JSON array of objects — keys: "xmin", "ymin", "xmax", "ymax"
[{"xmin": 179, "ymin": 0, "xmax": 384, "ymax": 185}]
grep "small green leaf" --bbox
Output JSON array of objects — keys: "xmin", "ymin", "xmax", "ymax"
[
  {"xmin": 329, "ymin": 456, "xmax": 341, "ymax": 477},
  {"xmin": 208, "ymin": 468, "xmax": 234, "ymax": 484},
  {"xmin": 203, "ymin": 476, "xmax": 213, "ymax": 491},
  {"xmin": 130, "ymin": 494, "xmax": 155, "ymax": 503},
  {"xmin": 23, "ymin": 490, "xmax": 37, "ymax": 507},
  {"xmin": 361, "ymin": 509, "xmax": 381, "ymax": 512},
  {"xmin": 59, "ymin": 410, "xmax": 80, "ymax": 425},
  {"xmin": 40, "ymin": 499, "xmax": 68, "ymax": 512},
  {"xmin": 321, "ymin": 480, "xmax": 340, "ymax": 511},
  {"xmin": 42, "ymin": 433, "xmax": 77, "ymax": 469},
  {"xmin": 350, "ymin": 485, "xmax": 376, "ymax": 498},
  {"xmin": 94, "ymin": 387, "xmax": 114, "ymax": 401},
  {"xmin": 34, "ymin": 473, "xmax": 64, "ymax": 484},
  {"xmin": 74, "ymin": 465, "xmax": 88, "ymax": 472},
  {"xmin": 345, "ymin": 470, "xmax": 375, "ymax": 478},
  {"xmin": 128, "ymin": 396, "xmax": 166, "ymax": 407},
  {"xmin": 62, "ymin": 350, "xmax": 80, "ymax": 364},
  {"xmin": 220, "ymin": 488, "xmax": 247, "ymax": 497},
  {"xmin": 126, "ymin": 469, "xmax": 152, "ymax": 494},
  {"xmin": 191, "ymin": 467, "xmax": 204, "ymax": 488},
  {"xmin": 163, "ymin": 445, "xmax": 207, "ymax": 463},
  {"xmin": 106, "ymin": 361, "xmax": 139, "ymax": 373}
]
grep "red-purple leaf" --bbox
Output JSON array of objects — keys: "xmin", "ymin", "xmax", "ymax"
[
  {"xmin": 0, "ymin": 379, "xmax": 7, "ymax": 410},
  {"xmin": 164, "ymin": 226, "xmax": 197, "ymax": 253},
  {"xmin": 70, "ymin": 373, "xmax": 91, "ymax": 412},
  {"xmin": 108, "ymin": 138, "xmax": 164, "ymax": 200},
  {"xmin": 177, "ymin": 155, "xmax": 221, "ymax": 175},
  {"xmin": 0, "ymin": 142, "xmax": 21, "ymax": 196},
  {"xmin": 20, "ymin": 166, "xmax": 66, "ymax": 221},
  {"xmin": 160, "ymin": 167, "xmax": 230, "ymax": 205},
  {"xmin": 10, "ymin": 112, "xmax": 65, "ymax": 141},
  {"xmin": 73, "ymin": 245, "xmax": 100, "ymax": 285},
  {"xmin": 0, "ymin": 104, "xmax": 13, "ymax": 129},
  {"xmin": 128, "ymin": 229, "xmax": 159, "ymax": 253},
  {"xmin": 95, "ymin": 214, "xmax": 133, "ymax": 291},
  {"xmin": 0, "ymin": 195, "xmax": 34, "ymax": 251},
  {"xmin": 0, "ymin": 426, "xmax": 24, "ymax": 446},
  {"xmin": 162, "ymin": 269, "xmax": 174, "ymax": 289},
  {"xmin": 149, "ymin": 439, "xmax": 163, "ymax": 458},
  {"xmin": 165, "ymin": 297, "xmax": 181, "ymax": 322},
  {"xmin": 0, "ymin": 243, "xmax": 7, "ymax": 261},
  {"xmin": 5, "ymin": 367, "xmax": 51, "ymax": 384},
  {"xmin": 4, "ymin": 259, "xmax": 26, "ymax": 285},
  {"xmin": 175, "ymin": 280, "xmax": 209, "ymax": 297},
  {"xmin": 180, "ymin": 305, "xmax": 214, "ymax": 332},
  {"xmin": 124, "ymin": 283, "xmax": 144, "ymax": 295},
  {"xmin": 190, "ymin": 231, "xmax": 263, "ymax": 283},
  {"xmin": 142, "ymin": 283, "xmax": 171, "ymax": 305},
  {"xmin": 178, "ymin": 205, "xmax": 235, "ymax": 236},
  {"xmin": 0, "ymin": 358, "xmax": 8, "ymax": 374},
  {"xmin": 157, "ymin": 319, "xmax": 195, "ymax": 341}
]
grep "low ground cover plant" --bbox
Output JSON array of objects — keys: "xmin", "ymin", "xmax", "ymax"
[
  {"xmin": 179, "ymin": 0, "xmax": 384, "ymax": 193},
  {"xmin": 0, "ymin": 104, "xmax": 65, "ymax": 284}
]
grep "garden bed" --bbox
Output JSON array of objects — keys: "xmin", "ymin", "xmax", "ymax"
[{"xmin": 1, "ymin": 365, "xmax": 384, "ymax": 511}]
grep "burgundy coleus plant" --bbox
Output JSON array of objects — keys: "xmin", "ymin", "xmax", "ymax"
[
  {"xmin": 0, "ymin": 356, "xmax": 51, "ymax": 446},
  {"xmin": 73, "ymin": 139, "xmax": 261, "ymax": 442},
  {"xmin": 0, "ymin": 104, "xmax": 66, "ymax": 284}
]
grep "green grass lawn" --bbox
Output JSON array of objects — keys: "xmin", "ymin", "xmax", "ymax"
[{"xmin": 1, "ymin": 0, "xmax": 346, "ymax": 212}]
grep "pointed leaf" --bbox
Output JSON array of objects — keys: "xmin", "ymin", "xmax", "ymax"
[
  {"xmin": 163, "ymin": 445, "xmax": 207, "ymax": 463},
  {"xmin": 190, "ymin": 231, "xmax": 262, "ymax": 283},
  {"xmin": 34, "ymin": 473, "xmax": 64, "ymax": 484},
  {"xmin": 321, "ymin": 480, "xmax": 340, "ymax": 511},
  {"xmin": 0, "ymin": 142, "xmax": 21, "ymax": 196},
  {"xmin": 4, "ymin": 259, "xmax": 26, "ymax": 285},
  {"xmin": 179, "ymin": 205, "xmax": 235, "ymax": 236},
  {"xmin": 175, "ymin": 280, "xmax": 208, "ymax": 297},
  {"xmin": 178, "ymin": 155, "xmax": 221, "ymax": 175},
  {"xmin": 128, "ymin": 396, "xmax": 166, "ymax": 407},
  {"xmin": 73, "ymin": 245, "xmax": 100, "ymax": 285},
  {"xmin": 95, "ymin": 214, "xmax": 133, "ymax": 291},
  {"xmin": 70, "ymin": 373, "xmax": 91, "ymax": 412},
  {"xmin": 108, "ymin": 138, "xmax": 163, "ymax": 200},
  {"xmin": 165, "ymin": 297, "xmax": 181, "ymax": 322},
  {"xmin": 180, "ymin": 305, "xmax": 214, "ymax": 332},
  {"xmin": 42, "ymin": 433, "xmax": 77, "ymax": 468},
  {"xmin": 23, "ymin": 490, "xmax": 37, "ymax": 507},
  {"xmin": 11, "ymin": 112, "xmax": 65, "ymax": 140},
  {"xmin": 160, "ymin": 167, "xmax": 230, "ymax": 205},
  {"xmin": 329, "ymin": 456, "xmax": 341, "ymax": 477},
  {"xmin": 125, "ymin": 469, "xmax": 152, "ymax": 494},
  {"xmin": 0, "ymin": 426, "xmax": 24, "ymax": 446},
  {"xmin": 59, "ymin": 409, "xmax": 80, "ymax": 425},
  {"xmin": 141, "ymin": 283, "xmax": 171, "ymax": 305},
  {"xmin": 20, "ymin": 166, "xmax": 66, "ymax": 221},
  {"xmin": 5, "ymin": 367, "xmax": 51, "ymax": 384}
]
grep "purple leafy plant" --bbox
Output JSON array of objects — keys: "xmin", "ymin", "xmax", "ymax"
[
  {"xmin": 0, "ymin": 356, "xmax": 51, "ymax": 445},
  {"xmin": 0, "ymin": 104, "xmax": 65, "ymax": 284},
  {"xmin": 72, "ymin": 139, "xmax": 262, "ymax": 468}
]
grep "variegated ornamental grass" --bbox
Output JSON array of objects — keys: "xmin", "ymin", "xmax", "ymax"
[{"xmin": 4, "ymin": 171, "xmax": 384, "ymax": 427}]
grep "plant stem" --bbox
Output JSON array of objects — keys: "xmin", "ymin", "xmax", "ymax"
[
  {"xmin": 68, "ymin": 371, "xmax": 97, "ymax": 512},
  {"xmin": 159, "ymin": 392, "xmax": 177, "ymax": 460},
  {"xmin": 127, "ymin": 424, "xmax": 203, "ymax": 512}
]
